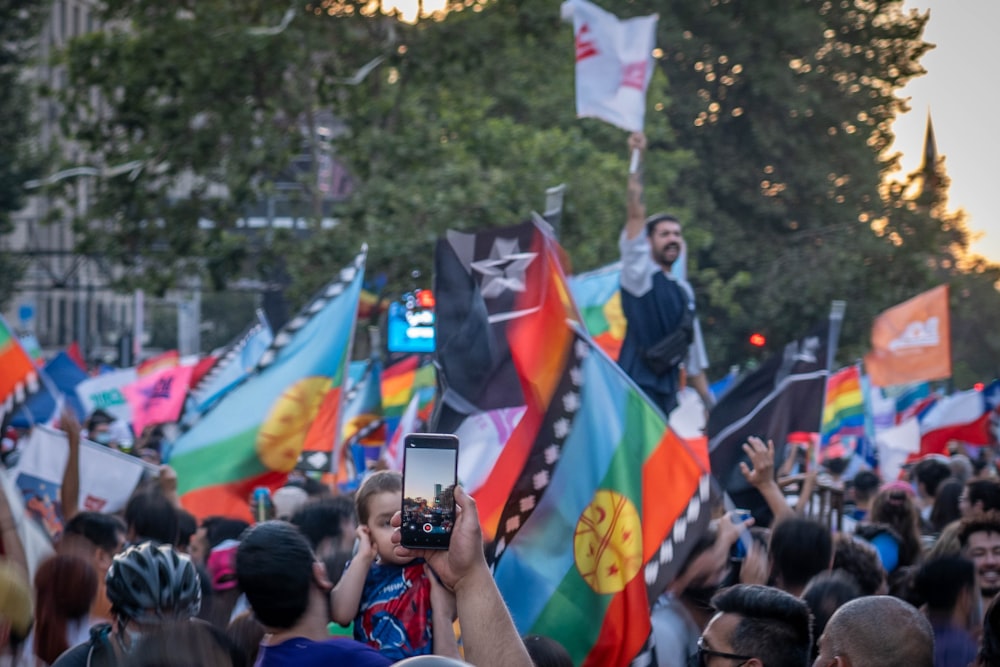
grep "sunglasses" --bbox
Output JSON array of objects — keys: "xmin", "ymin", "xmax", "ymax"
[{"xmin": 696, "ymin": 637, "xmax": 754, "ymax": 666}]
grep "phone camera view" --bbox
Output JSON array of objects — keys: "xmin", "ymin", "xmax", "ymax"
[{"xmin": 401, "ymin": 437, "xmax": 458, "ymax": 550}]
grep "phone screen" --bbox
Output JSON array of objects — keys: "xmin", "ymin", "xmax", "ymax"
[{"xmin": 401, "ymin": 433, "xmax": 459, "ymax": 550}]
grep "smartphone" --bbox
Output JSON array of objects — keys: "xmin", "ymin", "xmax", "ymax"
[{"xmin": 400, "ymin": 433, "xmax": 459, "ymax": 550}]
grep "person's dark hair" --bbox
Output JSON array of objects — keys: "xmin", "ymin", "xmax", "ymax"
[
  {"xmin": 34, "ymin": 554, "xmax": 98, "ymax": 664},
  {"xmin": 106, "ymin": 542, "xmax": 202, "ymax": 624},
  {"xmin": 930, "ymin": 478, "xmax": 964, "ymax": 532},
  {"xmin": 202, "ymin": 517, "xmax": 251, "ymax": 552},
  {"xmin": 967, "ymin": 479, "xmax": 1000, "ymax": 513},
  {"xmin": 710, "ymin": 584, "xmax": 812, "ymax": 667},
  {"xmin": 523, "ymin": 634, "xmax": 573, "ymax": 667},
  {"xmin": 125, "ymin": 619, "xmax": 247, "ymax": 667},
  {"xmin": 913, "ymin": 458, "xmax": 952, "ymax": 497},
  {"xmin": 235, "ymin": 521, "xmax": 315, "ymax": 629},
  {"xmin": 355, "ymin": 471, "xmax": 402, "ymax": 525},
  {"xmin": 85, "ymin": 409, "xmax": 114, "ymax": 431},
  {"xmin": 769, "ymin": 518, "xmax": 833, "ymax": 591},
  {"xmin": 323, "ymin": 551, "xmax": 352, "ymax": 588},
  {"xmin": 124, "ymin": 490, "xmax": 179, "ymax": 546},
  {"xmin": 832, "ymin": 534, "xmax": 885, "ymax": 596},
  {"xmin": 63, "ymin": 511, "xmax": 127, "ymax": 554},
  {"xmin": 870, "ymin": 488, "xmax": 923, "ymax": 568},
  {"xmin": 913, "ymin": 556, "xmax": 974, "ymax": 613},
  {"xmin": 978, "ymin": 591, "xmax": 1000, "ymax": 666},
  {"xmin": 852, "ymin": 471, "xmax": 881, "ymax": 504},
  {"xmin": 958, "ymin": 510, "xmax": 1000, "ymax": 547},
  {"xmin": 802, "ymin": 571, "xmax": 861, "ymax": 660},
  {"xmin": 644, "ymin": 213, "xmax": 681, "ymax": 237},
  {"xmin": 176, "ymin": 510, "xmax": 197, "ymax": 551},
  {"xmin": 226, "ymin": 610, "xmax": 265, "ymax": 667},
  {"xmin": 290, "ymin": 496, "xmax": 356, "ymax": 552}
]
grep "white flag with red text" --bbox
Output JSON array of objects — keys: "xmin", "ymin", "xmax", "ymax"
[{"xmin": 561, "ymin": 0, "xmax": 658, "ymax": 132}]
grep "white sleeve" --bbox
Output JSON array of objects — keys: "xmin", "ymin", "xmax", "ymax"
[
  {"xmin": 619, "ymin": 231, "xmax": 655, "ymax": 297},
  {"xmin": 685, "ymin": 316, "xmax": 710, "ymax": 375}
]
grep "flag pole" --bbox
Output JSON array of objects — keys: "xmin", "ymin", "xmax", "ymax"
[{"xmin": 816, "ymin": 300, "xmax": 847, "ymax": 464}]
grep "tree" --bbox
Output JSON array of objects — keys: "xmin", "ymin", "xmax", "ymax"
[
  {"xmin": 51, "ymin": 0, "xmax": 996, "ymax": 381},
  {"xmin": 0, "ymin": 0, "xmax": 49, "ymax": 309}
]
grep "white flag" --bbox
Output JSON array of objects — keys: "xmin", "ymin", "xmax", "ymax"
[
  {"xmin": 561, "ymin": 0, "xmax": 658, "ymax": 132},
  {"xmin": 76, "ymin": 367, "xmax": 137, "ymax": 424},
  {"xmin": 13, "ymin": 426, "xmax": 155, "ymax": 541}
]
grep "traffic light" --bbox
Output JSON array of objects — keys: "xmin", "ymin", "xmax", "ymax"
[{"xmin": 749, "ymin": 333, "xmax": 766, "ymax": 347}]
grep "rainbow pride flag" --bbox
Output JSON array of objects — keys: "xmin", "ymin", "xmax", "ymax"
[
  {"xmin": 381, "ymin": 354, "xmax": 436, "ymax": 441},
  {"xmin": 169, "ymin": 249, "xmax": 366, "ymax": 521},
  {"xmin": 821, "ymin": 364, "xmax": 866, "ymax": 450}
]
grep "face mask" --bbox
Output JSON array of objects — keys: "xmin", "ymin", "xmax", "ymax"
[{"xmin": 94, "ymin": 431, "xmax": 113, "ymax": 445}]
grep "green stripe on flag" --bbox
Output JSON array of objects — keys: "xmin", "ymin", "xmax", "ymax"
[
  {"xmin": 581, "ymin": 306, "xmax": 610, "ymax": 338},
  {"xmin": 174, "ymin": 426, "xmax": 265, "ymax": 494},
  {"xmin": 528, "ymin": 389, "xmax": 664, "ymax": 663},
  {"xmin": 0, "ymin": 321, "xmax": 13, "ymax": 348}
]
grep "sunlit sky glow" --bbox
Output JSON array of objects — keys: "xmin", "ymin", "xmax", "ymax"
[
  {"xmin": 893, "ymin": 0, "xmax": 1000, "ymax": 264},
  {"xmin": 381, "ymin": 0, "xmax": 449, "ymax": 23}
]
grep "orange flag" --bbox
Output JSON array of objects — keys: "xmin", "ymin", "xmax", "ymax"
[{"xmin": 864, "ymin": 285, "xmax": 951, "ymax": 387}]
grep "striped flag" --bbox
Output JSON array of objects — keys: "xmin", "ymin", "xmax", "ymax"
[
  {"xmin": 0, "ymin": 316, "xmax": 40, "ymax": 426},
  {"xmin": 168, "ymin": 248, "xmax": 366, "ymax": 521},
  {"xmin": 820, "ymin": 364, "xmax": 866, "ymax": 452}
]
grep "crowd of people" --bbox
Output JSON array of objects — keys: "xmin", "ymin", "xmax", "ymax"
[
  {"xmin": 0, "ymin": 397, "xmax": 997, "ymax": 667},
  {"xmin": 0, "ymin": 133, "xmax": 991, "ymax": 667}
]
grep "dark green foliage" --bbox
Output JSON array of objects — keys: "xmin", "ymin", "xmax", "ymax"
[{"xmin": 39, "ymin": 0, "xmax": 999, "ymax": 380}]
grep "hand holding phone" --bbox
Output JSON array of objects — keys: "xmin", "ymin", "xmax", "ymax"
[{"xmin": 400, "ymin": 433, "xmax": 459, "ymax": 550}]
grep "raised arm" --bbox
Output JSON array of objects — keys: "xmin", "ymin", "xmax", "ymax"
[
  {"xmin": 330, "ymin": 526, "xmax": 378, "ymax": 626},
  {"xmin": 393, "ymin": 486, "xmax": 533, "ymax": 667},
  {"xmin": 624, "ymin": 132, "xmax": 647, "ymax": 240},
  {"xmin": 739, "ymin": 436, "xmax": 793, "ymax": 524},
  {"xmin": 59, "ymin": 408, "xmax": 82, "ymax": 524}
]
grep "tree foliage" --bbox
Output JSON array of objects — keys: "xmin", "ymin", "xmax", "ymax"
[
  {"xmin": 47, "ymin": 0, "xmax": 1000, "ymax": 381},
  {"xmin": 0, "ymin": 0, "xmax": 49, "ymax": 308}
]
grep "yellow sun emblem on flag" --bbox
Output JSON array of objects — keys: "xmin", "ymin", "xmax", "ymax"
[
  {"xmin": 256, "ymin": 376, "xmax": 331, "ymax": 473},
  {"xmin": 573, "ymin": 490, "xmax": 642, "ymax": 594}
]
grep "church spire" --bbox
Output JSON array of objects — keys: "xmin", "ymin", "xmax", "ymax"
[{"xmin": 919, "ymin": 110, "xmax": 938, "ymax": 175}]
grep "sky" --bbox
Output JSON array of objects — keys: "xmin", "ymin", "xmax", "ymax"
[
  {"xmin": 404, "ymin": 446, "xmax": 457, "ymax": 501},
  {"xmin": 386, "ymin": 0, "xmax": 999, "ymax": 262},
  {"xmin": 893, "ymin": 0, "xmax": 1000, "ymax": 263}
]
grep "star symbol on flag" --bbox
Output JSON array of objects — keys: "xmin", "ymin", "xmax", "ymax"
[
  {"xmin": 562, "ymin": 391, "xmax": 580, "ymax": 413},
  {"xmin": 569, "ymin": 366, "xmax": 583, "ymax": 387},
  {"xmin": 470, "ymin": 237, "xmax": 537, "ymax": 299}
]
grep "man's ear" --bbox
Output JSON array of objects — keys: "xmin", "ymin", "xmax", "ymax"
[
  {"xmin": 312, "ymin": 560, "xmax": 333, "ymax": 592},
  {"xmin": 96, "ymin": 548, "xmax": 114, "ymax": 573}
]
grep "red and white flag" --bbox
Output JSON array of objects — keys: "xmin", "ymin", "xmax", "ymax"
[{"xmin": 561, "ymin": 0, "xmax": 658, "ymax": 132}]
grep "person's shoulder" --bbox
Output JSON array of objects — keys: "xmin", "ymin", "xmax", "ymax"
[
  {"xmin": 311, "ymin": 638, "xmax": 394, "ymax": 665},
  {"xmin": 50, "ymin": 640, "xmax": 100, "ymax": 667},
  {"xmin": 260, "ymin": 637, "xmax": 392, "ymax": 666}
]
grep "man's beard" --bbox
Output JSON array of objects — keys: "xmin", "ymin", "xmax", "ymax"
[{"xmin": 656, "ymin": 243, "xmax": 681, "ymax": 268}]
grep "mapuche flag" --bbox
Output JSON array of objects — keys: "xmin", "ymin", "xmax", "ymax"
[
  {"xmin": 169, "ymin": 249, "xmax": 366, "ymax": 521},
  {"xmin": 434, "ymin": 217, "xmax": 710, "ymax": 666}
]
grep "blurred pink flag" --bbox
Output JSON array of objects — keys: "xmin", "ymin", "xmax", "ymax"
[{"xmin": 124, "ymin": 365, "xmax": 193, "ymax": 437}]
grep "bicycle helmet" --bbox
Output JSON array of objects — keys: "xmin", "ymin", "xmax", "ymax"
[{"xmin": 105, "ymin": 541, "xmax": 202, "ymax": 623}]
